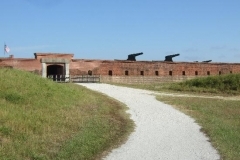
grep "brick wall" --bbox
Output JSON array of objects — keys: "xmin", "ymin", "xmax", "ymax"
[
  {"xmin": 97, "ymin": 61, "xmax": 240, "ymax": 76},
  {"xmin": 34, "ymin": 53, "xmax": 74, "ymax": 60},
  {"xmin": 1, "ymin": 53, "xmax": 240, "ymax": 83},
  {"xmin": 100, "ymin": 75, "xmax": 194, "ymax": 84},
  {"xmin": 70, "ymin": 59, "xmax": 103, "ymax": 75},
  {"xmin": 0, "ymin": 58, "xmax": 41, "ymax": 73}
]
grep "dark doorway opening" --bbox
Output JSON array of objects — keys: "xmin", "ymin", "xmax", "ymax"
[
  {"xmin": 108, "ymin": 70, "xmax": 112, "ymax": 76},
  {"xmin": 47, "ymin": 65, "xmax": 64, "ymax": 81},
  {"xmin": 195, "ymin": 71, "xmax": 198, "ymax": 75},
  {"xmin": 125, "ymin": 70, "xmax": 129, "ymax": 76}
]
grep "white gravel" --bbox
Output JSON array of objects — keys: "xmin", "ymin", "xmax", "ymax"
[{"xmin": 77, "ymin": 83, "xmax": 220, "ymax": 160}]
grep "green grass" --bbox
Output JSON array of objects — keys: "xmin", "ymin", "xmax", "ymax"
[
  {"xmin": 169, "ymin": 74, "xmax": 240, "ymax": 95},
  {"xmin": 0, "ymin": 68, "xmax": 134, "ymax": 160}
]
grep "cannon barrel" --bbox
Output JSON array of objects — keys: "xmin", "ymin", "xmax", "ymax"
[
  {"xmin": 127, "ymin": 52, "xmax": 143, "ymax": 61},
  {"xmin": 202, "ymin": 60, "xmax": 212, "ymax": 63},
  {"xmin": 164, "ymin": 53, "xmax": 180, "ymax": 62}
]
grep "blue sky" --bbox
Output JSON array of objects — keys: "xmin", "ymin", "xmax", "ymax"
[{"xmin": 1, "ymin": 0, "xmax": 240, "ymax": 62}]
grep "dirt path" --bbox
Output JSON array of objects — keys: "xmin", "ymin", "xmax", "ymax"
[{"xmin": 78, "ymin": 83, "xmax": 220, "ymax": 160}]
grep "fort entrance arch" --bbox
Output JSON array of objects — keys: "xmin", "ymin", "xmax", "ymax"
[{"xmin": 41, "ymin": 58, "xmax": 70, "ymax": 82}]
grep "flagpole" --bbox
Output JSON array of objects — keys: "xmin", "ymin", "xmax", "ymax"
[{"xmin": 4, "ymin": 42, "xmax": 5, "ymax": 56}]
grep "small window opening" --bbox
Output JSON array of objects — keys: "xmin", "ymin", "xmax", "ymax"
[
  {"xmin": 155, "ymin": 71, "xmax": 159, "ymax": 76},
  {"xmin": 207, "ymin": 71, "xmax": 210, "ymax": 75},
  {"xmin": 230, "ymin": 71, "xmax": 232, "ymax": 74},
  {"xmin": 195, "ymin": 71, "xmax": 198, "ymax": 75},
  {"xmin": 108, "ymin": 70, "xmax": 112, "ymax": 76},
  {"xmin": 219, "ymin": 71, "xmax": 221, "ymax": 75},
  {"xmin": 169, "ymin": 71, "xmax": 172, "ymax": 76},
  {"xmin": 140, "ymin": 71, "xmax": 144, "ymax": 76},
  {"xmin": 182, "ymin": 71, "xmax": 185, "ymax": 76},
  {"xmin": 125, "ymin": 70, "xmax": 129, "ymax": 76},
  {"xmin": 88, "ymin": 70, "xmax": 92, "ymax": 75}
]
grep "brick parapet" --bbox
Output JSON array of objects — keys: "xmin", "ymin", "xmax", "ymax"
[{"xmin": 1, "ymin": 53, "xmax": 240, "ymax": 83}]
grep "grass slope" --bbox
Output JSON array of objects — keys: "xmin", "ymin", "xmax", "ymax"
[{"xmin": 0, "ymin": 68, "xmax": 133, "ymax": 160}]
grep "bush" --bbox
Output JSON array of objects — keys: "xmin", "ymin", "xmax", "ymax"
[{"xmin": 169, "ymin": 74, "xmax": 240, "ymax": 94}]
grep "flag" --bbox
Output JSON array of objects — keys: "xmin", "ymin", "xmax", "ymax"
[{"xmin": 4, "ymin": 44, "xmax": 10, "ymax": 53}]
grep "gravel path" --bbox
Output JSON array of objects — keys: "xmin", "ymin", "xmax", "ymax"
[{"xmin": 77, "ymin": 83, "xmax": 220, "ymax": 160}]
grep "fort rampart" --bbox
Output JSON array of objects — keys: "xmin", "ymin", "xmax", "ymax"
[{"xmin": 1, "ymin": 53, "xmax": 240, "ymax": 83}]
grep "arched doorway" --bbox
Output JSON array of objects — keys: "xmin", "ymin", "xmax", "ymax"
[{"xmin": 47, "ymin": 65, "xmax": 64, "ymax": 81}]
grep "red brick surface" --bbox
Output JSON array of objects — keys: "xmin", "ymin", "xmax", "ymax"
[{"xmin": 1, "ymin": 54, "xmax": 240, "ymax": 82}]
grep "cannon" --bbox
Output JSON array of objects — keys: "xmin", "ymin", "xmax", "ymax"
[
  {"xmin": 202, "ymin": 60, "xmax": 212, "ymax": 63},
  {"xmin": 164, "ymin": 53, "xmax": 180, "ymax": 62},
  {"xmin": 127, "ymin": 52, "xmax": 143, "ymax": 61}
]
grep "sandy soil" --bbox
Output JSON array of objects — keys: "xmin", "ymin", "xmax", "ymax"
[{"xmin": 77, "ymin": 83, "xmax": 220, "ymax": 160}]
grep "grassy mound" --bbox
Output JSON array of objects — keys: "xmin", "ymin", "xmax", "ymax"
[
  {"xmin": 169, "ymin": 74, "xmax": 240, "ymax": 94},
  {"xmin": 0, "ymin": 68, "xmax": 133, "ymax": 160}
]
